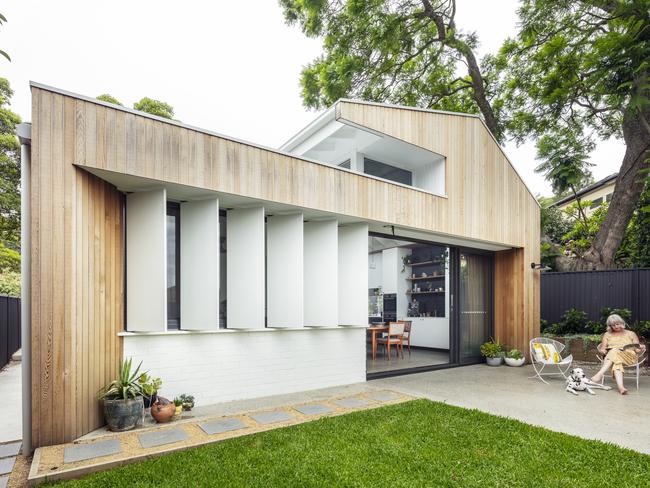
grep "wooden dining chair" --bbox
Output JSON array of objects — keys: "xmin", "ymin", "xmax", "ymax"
[
  {"xmin": 399, "ymin": 320, "xmax": 412, "ymax": 355},
  {"xmin": 377, "ymin": 322, "xmax": 405, "ymax": 361}
]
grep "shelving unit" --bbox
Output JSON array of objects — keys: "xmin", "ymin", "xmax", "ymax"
[
  {"xmin": 406, "ymin": 275, "xmax": 444, "ymax": 281},
  {"xmin": 405, "ymin": 260, "xmax": 445, "ymax": 267},
  {"xmin": 405, "ymin": 248, "xmax": 448, "ymax": 318},
  {"xmin": 406, "ymin": 290, "xmax": 445, "ymax": 295}
]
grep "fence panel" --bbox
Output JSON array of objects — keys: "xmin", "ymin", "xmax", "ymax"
[
  {"xmin": 0, "ymin": 295, "xmax": 21, "ymax": 369},
  {"xmin": 541, "ymin": 268, "xmax": 650, "ymax": 325}
]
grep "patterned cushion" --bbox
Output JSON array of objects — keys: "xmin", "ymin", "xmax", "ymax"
[{"xmin": 532, "ymin": 343, "xmax": 561, "ymax": 363}]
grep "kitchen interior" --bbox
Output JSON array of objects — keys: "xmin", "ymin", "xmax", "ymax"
[{"xmin": 368, "ymin": 235, "xmax": 450, "ymax": 374}]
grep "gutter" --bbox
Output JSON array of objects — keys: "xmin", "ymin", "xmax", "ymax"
[{"xmin": 17, "ymin": 122, "xmax": 32, "ymax": 454}]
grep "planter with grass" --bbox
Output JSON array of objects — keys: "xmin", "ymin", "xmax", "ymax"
[
  {"xmin": 99, "ymin": 358, "xmax": 145, "ymax": 432},
  {"xmin": 480, "ymin": 339, "xmax": 503, "ymax": 366},
  {"xmin": 504, "ymin": 349, "xmax": 525, "ymax": 366}
]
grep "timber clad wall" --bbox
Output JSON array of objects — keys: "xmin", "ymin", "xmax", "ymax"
[
  {"xmin": 30, "ymin": 85, "xmax": 539, "ymax": 447},
  {"xmin": 31, "ymin": 89, "xmax": 124, "ymax": 447}
]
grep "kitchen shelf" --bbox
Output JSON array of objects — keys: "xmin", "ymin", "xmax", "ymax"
[
  {"xmin": 406, "ymin": 275, "xmax": 444, "ymax": 281},
  {"xmin": 405, "ymin": 260, "xmax": 445, "ymax": 267},
  {"xmin": 406, "ymin": 290, "xmax": 445, "ymax": 295}
]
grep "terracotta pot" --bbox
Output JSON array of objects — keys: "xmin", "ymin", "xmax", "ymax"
[
  {"xmin": 151, "ymin": 401, "xmax": 176, "ymax": 423},
  {"xmin": 103, "ymin": 396, "xmax": 143, "ymax": 432}
]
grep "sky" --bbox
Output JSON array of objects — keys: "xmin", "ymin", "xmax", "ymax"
[{"xmin": 1, "ymin": 0, "xmax": 625, "ymax": 197}]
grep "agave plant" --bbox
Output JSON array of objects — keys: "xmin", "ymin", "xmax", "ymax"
[{"xmin": 99, "ymin": 358, "xmax": 145, "ymax": 400}]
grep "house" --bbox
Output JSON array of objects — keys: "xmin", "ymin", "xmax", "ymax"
[
  {"xmin": 552, "ymin": 173, "xmax": 618, "ymax": 216},
  {"xmin": 18, "ymin": 83, "xmax": 540, "ymax": 451}
]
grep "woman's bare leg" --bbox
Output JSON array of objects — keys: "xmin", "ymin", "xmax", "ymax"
[
  {"xmin": 613, "ymin": 370, "xmax": 628, "ymax": 395},
  {"xmin": 591, "ymin": 359, "xmax": 613, "ymax": 383}
]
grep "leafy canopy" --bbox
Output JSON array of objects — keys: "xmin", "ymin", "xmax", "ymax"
[
  {"xmin": 133, "ymin": 97, "xmax": 174, "ymax": 119},
  {"xmin": 0, "ymin": 78, "xmax": 21, "ymax": 249}
]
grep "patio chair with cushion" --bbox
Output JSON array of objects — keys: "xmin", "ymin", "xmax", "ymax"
[
  {"xmin": 595, "ymin": 344, "xmax": 647, "ymax": 391},
  {"xmin": 529, "ymin": 337, "xmax": 573, "ymax": 384}
]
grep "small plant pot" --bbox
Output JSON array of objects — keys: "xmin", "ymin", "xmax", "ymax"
[
  {"xmin": 151, "ymin": 401, "xmax": 175, "ymax": 423},
  {"xmin": 505, "ymin": 357, "xmax": 526, "ymax": 367},
  {"xmin": 486, "ymin": 357, "xmax": 503, "ymax": 366},
  {"xmin": 174, "ymin": 405, "xmax": 183, "ymax": 417},
  {"xmin": 103, "ymin": 397, "xmax": 144, "ymax": 432},
  {"xmin": 143, "ymin": 392, "xmax": 158, "ymax": 409},
  {"xmin": 182, "ymin": 402, "xmax": 194, "ymax": 411}
]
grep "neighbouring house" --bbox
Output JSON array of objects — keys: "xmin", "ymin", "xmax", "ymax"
[
  {"xmin": 18, "ymin": 82, "xmax": 540, "ymax": 451},
  {"xmin": 552, "ymin": 173, "xmax": 618, "ymax": 216}
]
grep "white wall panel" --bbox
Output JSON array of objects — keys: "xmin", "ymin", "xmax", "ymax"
[
  {"xmin": 181, "ymin": 199, "xmax": 219, "ymax": 330},
  {"xmin": 338, "ymin": 223, "xmax": 369, "ymax": 326},
  {"xmin": 227, "ymin": 207, "xmax": 265, "ymax": 328},
  {"xmin": 267, "ymin": 213, "xmax": 304, "ymax": 328},
  {"xmin": 126, "ymin": 189, "xmax": 167, "ymax": 332},
  {"xmin": 304, "ymin": 220, "xmax": 338, "ymax": 327}
]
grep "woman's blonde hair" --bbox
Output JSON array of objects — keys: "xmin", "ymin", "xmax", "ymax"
[{"xmin": 606, "ymin": 313, "xmax": 627, "ymax": 332}]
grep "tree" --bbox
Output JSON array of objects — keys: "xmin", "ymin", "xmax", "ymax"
[
  {"xmin": 0, "ymin": 13, "xmax": 10, "ymax": 61},
  {"xmin": 96, "ymin": 94, "xmax": 123, "ymax": 106},
  {"xmin": 498, "ymin": 0, "xmax": 650, "ymax": 269},
  {"xmin": 133, "ymin": 97, "xmax": 174, "ymax": 119},
  {"xmin": 0, "ymin": 78, "xmax": 21, "ymax": 250},
  {"xmin": 280, "ymin": 0, "xmax": 505, "ymax": 141}
]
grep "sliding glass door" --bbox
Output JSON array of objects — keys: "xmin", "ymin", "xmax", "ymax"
[{"xmin": 458, "ymin": 252, "xmax": 492, "ymax": 363}]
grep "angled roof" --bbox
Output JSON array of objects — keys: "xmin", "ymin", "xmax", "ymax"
[{"xmin": 552, "ymin": 173, "xmax": 618, "ymax": 207}]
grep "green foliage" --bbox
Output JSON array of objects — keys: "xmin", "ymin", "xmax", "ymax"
[
  {"xmin": 99, "ymin": 358, "xmax": 144, "ymax": 400},
  {"xmin": 133, "ymin": 97, "xmax": 174, "ymax": 119},
  {"xmin": 630, "ymin": 320, "xmax": 650, "ymax": 341},
  {"xmin": 46, "ymin": 400, "xmax": 650, "ymax": 487},
  {"xmin": 0, "ymin": 13, "xmax": 10, "ymax": 62},
  {"xmin": 0, "ymin": 270, "xmax": 19, "ymax": 296},
  {"xmin": 599, "ymin": 307, "xmax": 632, "ymax": 325},
  {"xmin": 616, "ymin": 182, "xmax": 650, "ymax": 268},
  {"xmin": 562, "ymin": 203, "xmax": 609, "ymax": 257},
  {"xmin": 0, "ymin": 241, "xmax": 19, "ymax": 272},
  {"xmin": 0, "ymin": 78, "xmax": 21, "ymax": 249},
  {"xmin": 545, "ymin": 308, "xmax": 588, "ymax": 335},
  {"xmin": 506, "ymin": 349, "xmax": 523, "ymax": 360},
  {"xmin": 138, "ymin": 373, "xmax": 162, "ymax": 397},
  {"xmin": 173, "ymin": 396, "xmax": 183, "ymax": 407},
  {"xmin": 479, "ymin": 338, "xmax": 503, "ymax": 358},
  {"xmin": 179, "ymin": 394, "xmax": 195, "ymax": 410},
  {"xmin": 96, "ymin": 94, "xmax": 123, "ymax": 106},
  {"xmin": 540, "ymin": 204, "xmax": 572, "ymax": 243}
]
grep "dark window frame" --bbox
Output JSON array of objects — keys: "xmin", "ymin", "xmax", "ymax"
[{"xmin": 167, "ymin": 202, "xmax": 181, "ymax": 329}]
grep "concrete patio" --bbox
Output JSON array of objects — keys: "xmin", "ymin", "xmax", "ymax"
[{"xmin": 375, "ymin": 363, "xmax": 650, "ymax": 455}]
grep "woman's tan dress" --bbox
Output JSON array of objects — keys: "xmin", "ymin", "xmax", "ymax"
[{"xmin": 602, "ymin": 330, "xmax": 639, "ymax": 376}]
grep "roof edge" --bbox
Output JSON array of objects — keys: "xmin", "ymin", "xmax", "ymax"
[{"xmin": 551, "ymin": 173, "xmax": 618, "ymax": 207}]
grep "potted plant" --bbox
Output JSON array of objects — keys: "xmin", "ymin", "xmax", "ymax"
[
  {"xmin": 99, "ymin": 358, "xmax": 145, "ymax": 432},
  {"xmin": 151, "ymin": 396, "xmax": 175, "ymax": 423},
  {"xmin": 179, "ymin": 394, "xmax": 195, "ymax": 411},
  {"xmin": 480, "ymin": 339, "xmax": 504, "ymax": 366},
  {"xmin": 505, "ymin": 349, "xmax": 526, "ymax": 366},
  {"xmin": 173, "ymin": 397, "xmax": 183, "ymax": 417},
  {"xmin": 138, "ymin": 373, "xmax": 162, "ymax": 409}
]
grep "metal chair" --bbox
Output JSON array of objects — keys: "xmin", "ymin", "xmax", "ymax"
[
  {"xmin": 595, "ymin": 346, "xmax": 647, "ymax": 391},
  {"xmin": 529, "ymin": 337, "xmax": 573, "ymax": 384}
]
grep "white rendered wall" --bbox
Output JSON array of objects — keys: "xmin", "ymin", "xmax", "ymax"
[
  {"xmin": 367, "ymin": 252, "xmax": 383, "ymax": 290},
  {"xmin": 304, "ymin": 220, "xmax": 338, "ymax": 327},
  {"xmin": 123, "ymin": 328, "xmax": 366, "ymax": 405},
  {"xmin": 338, "ymin": 223, "xmax": 369, "ymax": 326},
  {"xmin": 227, "ymin": 207, "xmax": 265, "ymax": 329},
  {"xmin": 181, "ymin": 199, "xmax": 219, "ymax": 330},
  {"xmin": 381, "ymin": 248, "xmax": 399, "ymax": 294},
  {"xmin": 126, "ymin": 189, "xmax": 167, "ymax": 332},
  {"xmin": 266, "ymin": 213, "xmax": 304, "ymax": 328}
]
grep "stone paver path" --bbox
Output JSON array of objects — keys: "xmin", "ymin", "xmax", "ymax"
[
  {"xmin": 29, "ymin": 389, "xmax": 411, "ymax": 485},
  {"xmin": 0, "ymin": 439, "xmax": 21, "ymax": 488}
]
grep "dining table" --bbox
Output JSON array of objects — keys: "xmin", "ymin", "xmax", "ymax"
[{"xmin": 367, "ymin": 324, "xmax": 389, "ymax": 360}]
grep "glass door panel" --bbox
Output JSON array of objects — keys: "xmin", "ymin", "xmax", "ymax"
[{"xmin": 458, "ymin": 252, "xmax": 492, "ymax": 363}]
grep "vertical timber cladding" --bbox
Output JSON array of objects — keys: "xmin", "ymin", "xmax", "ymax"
[{"xmin": 31, "ymin": 88, "xmax": 124, "ymax": 447}]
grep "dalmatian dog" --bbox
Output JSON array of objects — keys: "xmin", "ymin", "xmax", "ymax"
[{"xmin": 566, "ymin": 368, "xmax": 612, "ymax": 395}]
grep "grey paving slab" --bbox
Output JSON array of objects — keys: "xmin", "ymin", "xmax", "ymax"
[
  {"xmin": 367, "ymin": 391, "xmax": 399, "ymax": 402},
  {"xmin": 0, "ymin": 457, "xmax": 14, "ymax": 476},
  {"xmin": 249, "ymin": 411, "xmax": 294, "ymax": 425},
  {"xmin": 0, "ymin": 474, "xmax": 8, "ymax": 488},
  {"xmin": 294, "ymin": 404, "xmax": 333, "ymax": 416},
  {"xmin": 333, "ymin": 397, "xmax": 371, "ymax": 409},
  {"xmin": 0, "ymin": 441, "xmax": 21, "ymax": 458},
  {"xmin": 63, "ymin": 439, "xmax": 122, "ymax": 464},
  {"xmin": 138, "ymin": 428, "xmax": 188, "ymax": 449},
  {"xmin": 199, "ymin": 418, "xmax": 247, "ymax": 435}
]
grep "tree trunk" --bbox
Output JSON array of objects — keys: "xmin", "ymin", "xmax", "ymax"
[
  {"xmin": 576, "ymin": 108, "xmax": 650, "ymax": 269},
  {"xmin": 462, "ymin": 46, "xmax": 502, "ymax": 142}
]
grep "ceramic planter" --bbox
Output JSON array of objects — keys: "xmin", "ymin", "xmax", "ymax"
[
  {"xmin": 103, "ymin": 396, "xmax": 144, "ymax": 432},
  {"xmin": 486, "ymin": 357, "xmax": 503, "ymax": 366},
  {"xmin": 151, "ymin": 401, "xmax": 176, "ymax": 423},
  {"xmin": 505, "ymin": 357, "xmax": 525, "ymax": 367}
]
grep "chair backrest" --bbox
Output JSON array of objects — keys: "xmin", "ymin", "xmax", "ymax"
[
  {"xmin": 388, "ymin": 322, "xmax": 405, "ymax": 336},
  {"xmin": 530, "ymin": 337, "xmax": 566, "ymax": 363},
  {"xmin": 401, "ymin": 320, "xmax": 412, "ymax": 333}
]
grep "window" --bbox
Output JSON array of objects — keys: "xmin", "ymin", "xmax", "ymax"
[
  {"xmin": 590, "ymin": 197, "xmax": 603, "ymax": 209},
  {"xmin": 167, "ymin": 202, "xmax": 180, "ymax": 329},
  {"xmin": 338, "ymin": 159, "xmax": 351, "ymax": 169},
  {"xmin": 605, "ymin": 193, "xmax": 613, "ymax": 202},
  {"xmin": 364, "ymin": 158, "xmax": 412, "ymax": 186}
]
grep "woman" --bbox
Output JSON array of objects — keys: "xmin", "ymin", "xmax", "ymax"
[{"xmin": 590, "ymin": 314, "xmax": 646, "ymax": 395}]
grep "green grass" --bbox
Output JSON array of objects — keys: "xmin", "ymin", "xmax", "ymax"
[{"xmin": 50, "ymin": 400, "xmax": 649, "ymax": 487}]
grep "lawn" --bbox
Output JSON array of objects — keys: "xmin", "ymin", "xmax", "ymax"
[{"xmin": 49, "ymin": 400, "xmax": 650, "ymax": 487}]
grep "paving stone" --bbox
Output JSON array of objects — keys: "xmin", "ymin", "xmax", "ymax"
[
  {"xmin": 0, "ymin": 457, "xmax": 14, "ymax": 476},
  {"xmin": 0, "ymin": 475, "xmax": 8, "ymax": 488},
  {"xmin": 294, "ymin": 404, "xmax": 333, "ymax": 416},
  {"xmin": 138, "ymin": 428, "xmax": 188, "ymax": 449},
  {"xmin": 367, "ymin": 392, "xmax": 399, "ymax": 402},
  {"xmin": 249, "ymin": 411, "xmax": 294, "ymax": 425},
  {"xmin": 199, "ymin": 418, "xmax": 247, "ymax": 435},
  {"xmin": 63, "ymin": 439, "xmax": 122, "ymax": 464},
  {"xmin": 0, "ymin": 441, "xmax": 21, "ymax": 458},
  {"xmin": 333, "ymin": 398, "xmax": 371, "ymax": 409}
]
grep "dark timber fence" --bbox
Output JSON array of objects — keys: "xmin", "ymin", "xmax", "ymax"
[
  {"xmin": 541, "ymin": 268, "xmax": 650, "ymax": 325},
  {"xmin": 0, "ymin": 295, "xmax": 21, "ymax": 369}
]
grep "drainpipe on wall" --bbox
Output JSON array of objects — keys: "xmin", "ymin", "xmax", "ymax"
[{"xmin": 17, "ymin": 122, "xmax": 32, "ymax": 454}]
